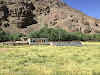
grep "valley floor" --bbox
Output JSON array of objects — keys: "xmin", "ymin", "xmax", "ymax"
[{"xmin": 0, "ymin": 42, "xmax": 100, "ymax": 75}]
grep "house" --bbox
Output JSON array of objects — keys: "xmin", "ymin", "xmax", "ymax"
[
  {"xmin": 27, "ymin": 38, "xmax": 49, "ymax": 45},
  {"xmin": 20, "ymin": 37, "xmax": 82, "ymax": 46},
  {"xmin": 50, "ymin": 41, "xmax": 83, "ymax": 46}
]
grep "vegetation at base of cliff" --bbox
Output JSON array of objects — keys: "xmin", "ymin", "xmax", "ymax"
[
  {"xmin": 1, "ymin": 27, "xmax": 100, "ymax": 42},
  {"xmin": 0, "ymin": 28, "xmax": 9, "ymax": 42},
  {"xmin": 27, "ymin": 27, "xmax": 100, "ymax": 41},
  {"xmin": 0, "ymin": 28, "xmax": 24, "ymax": 42}
]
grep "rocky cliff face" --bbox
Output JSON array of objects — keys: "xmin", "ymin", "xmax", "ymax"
[{"xmin": 0, "ymin": 0, "xmax": 100, "ymax": 34}]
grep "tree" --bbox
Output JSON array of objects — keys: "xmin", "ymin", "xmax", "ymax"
[
  {"xmin": 27, "ymin": 31, "xmax": 39, "ymax": 38},
  {"xmin": 0, "ymin": 28, "xmax": 9, "ymax": 42},
  {"xmin": 8, "ymin": 33, "xmax": 25, "ymax": 41}
]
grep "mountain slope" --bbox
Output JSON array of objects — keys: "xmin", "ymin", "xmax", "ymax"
[{"xmin": 0, "ymin": 0, "xmax": 100, "ymax": 34}]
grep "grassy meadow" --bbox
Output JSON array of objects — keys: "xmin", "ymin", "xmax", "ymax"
[{"xmin": 0, "ymin": 42, "xmax": 100, "ymax": 75}]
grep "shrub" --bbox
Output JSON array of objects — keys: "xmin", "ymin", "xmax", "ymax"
[
  {"xmin": 8, "ymin": 33, "xmax": 25, "ymax": 41},
  {"xmin": 27, "ymin": 31, "xmax": 39, "ymax": 38},
  {"xmin": 27, "ymin": 27, "xmax": 82, "ymax": 41},
  {"xmin": 0, "ymin": 29, "xmax": 6, "ymax": 42},
  {"xmin": 1, "ymin": 27, "xmax": 100, "ymax": 42}
]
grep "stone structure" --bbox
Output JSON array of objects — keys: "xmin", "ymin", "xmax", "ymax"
[{"xmin": 27, "ymin": 38, "xmax": 49, "ymax": 45}]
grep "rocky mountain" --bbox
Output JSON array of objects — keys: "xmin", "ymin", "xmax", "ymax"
[{"xmin": 0, "ymin": 0, "xmax": 100, "ymax": 34}]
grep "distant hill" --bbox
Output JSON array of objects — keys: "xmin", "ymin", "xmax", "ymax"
[{"xmin": 0, "ymin": 0, "xmax": 100, "ymax": 34}]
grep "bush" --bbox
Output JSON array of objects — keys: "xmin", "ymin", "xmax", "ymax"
[
  {"xmin": 1, "ymin": 27, "xmax": 100, "ymax": 42},
  {"xmin": 28, "ymin": 27, "xmax": 70, "ymax": 41},
  {"xmin": 0, "ymin": 29, "xmax": 25, "ymax": 42},
  {"xmin": 27, "ymin": 27, "xmax": 82, "ymax": 41},
  {"xmin": 66, "ymin": 32, "xmax": 81, "ymax": 41},
  {"xmin": 8, "ymin": 33, "xmax": 25, "ymax": 41},
  {"xmin": 0, "ymin": 28, "xmax": 11, "ymax": 42},
  {"xmin": 27, "ymin": 31, "xmax": 39, "ymax": 38},
  {"xmin": 93, "ymin": 34, "xmax": 100, "ymax": 41}
]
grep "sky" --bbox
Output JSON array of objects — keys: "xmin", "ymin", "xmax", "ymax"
[{"xmin": 63, "ymin": 0, "xmax": 100, "ymax": 19}]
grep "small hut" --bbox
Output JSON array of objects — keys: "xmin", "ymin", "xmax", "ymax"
[{"xmin": 27, "ymin": 38, "xmax": 49, "ymax": 45}]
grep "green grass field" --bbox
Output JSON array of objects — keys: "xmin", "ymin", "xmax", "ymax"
[{"xmin": 0, "ymin": 42, "xmax": 100, "ymax": 75}]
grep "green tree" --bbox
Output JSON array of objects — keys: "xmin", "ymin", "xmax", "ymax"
[
  {"xmin": 27, "ymin": 31, "xmax": 39, "ymax": 38},
  {"xmin": 8, "ymin": 33, "xmax": 24, "ymax": 41}
]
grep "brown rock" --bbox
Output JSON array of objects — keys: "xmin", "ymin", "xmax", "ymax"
[{"xmin": 0, "ymin": 0, "xmax": 100, "ymax": 34}]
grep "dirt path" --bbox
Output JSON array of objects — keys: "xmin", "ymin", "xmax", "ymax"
[{"xmin": 0, "ymin": 48, "xmax": 13, "ymax": 52}]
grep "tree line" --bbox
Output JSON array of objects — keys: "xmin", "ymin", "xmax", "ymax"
[{"xmin": 0, "ymin": 27, "xmax": 100, "ymax": 42}]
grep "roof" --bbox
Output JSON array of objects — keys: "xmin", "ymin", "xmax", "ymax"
[
  {"xmin": 29, "ymin": 38, "xmax": 48, "ymax": 40},
  {"xmin": 21, "ymin": 37, "xmax": 48, "ymax": 39}
]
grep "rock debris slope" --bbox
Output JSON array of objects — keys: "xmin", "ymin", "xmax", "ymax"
[{"xmin": 0, "ymin": 0, "xmax": 100, "ymax": 34}]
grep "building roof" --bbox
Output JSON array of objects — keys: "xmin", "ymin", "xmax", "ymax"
[{"xmin": 29, "ymin": 38, "xmax": 48, "ymax": 40}]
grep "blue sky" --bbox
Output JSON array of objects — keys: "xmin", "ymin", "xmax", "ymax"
[{"xmin": 63, "ymin": 0, "xmax": 100, "ymax": 19}]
